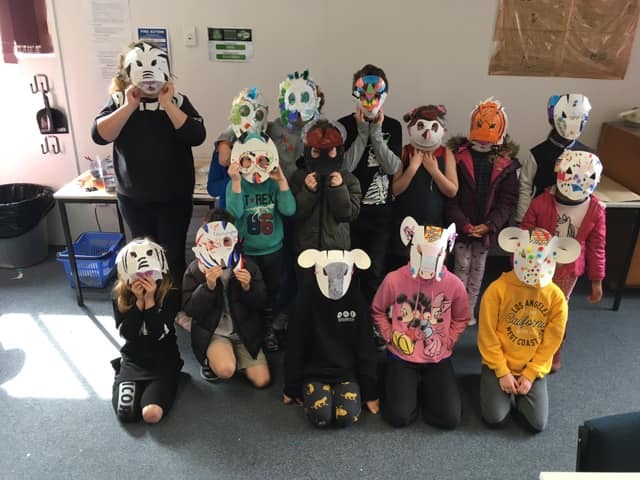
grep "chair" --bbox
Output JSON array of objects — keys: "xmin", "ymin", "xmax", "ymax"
[{"xmin": 576, "ymin": 411, "xmax": 640, "ymax": 472}]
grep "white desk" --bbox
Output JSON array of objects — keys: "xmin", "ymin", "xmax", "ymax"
[
  {"xmin": 54, "ymin": 170, "xmax": 216, "ymax": 306},
  {"xmin": 594, "ymin": 176, "xmax": 640, "ymax": 311}
]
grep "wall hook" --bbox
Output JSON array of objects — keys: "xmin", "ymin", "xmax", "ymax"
[
  {"xmin": 41, "ymin": 139, "xmax": 49, "ymax": 154},
  {"xmin": 30, "ymin": 74, "xmax": 50, "ymax": 94},
  {"xmin": 48, "ymin": 135, "xmax": 60, "ymax": 154}
]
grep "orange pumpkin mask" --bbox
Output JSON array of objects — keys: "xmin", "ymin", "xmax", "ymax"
[{"xmin": 469, "ymin": 99, "xmax": 508, "ymax": 145}]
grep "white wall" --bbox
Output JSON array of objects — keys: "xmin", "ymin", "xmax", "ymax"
[{"xmin": 8, "ymin": 0, "xmax": 640, "ymax": 245}]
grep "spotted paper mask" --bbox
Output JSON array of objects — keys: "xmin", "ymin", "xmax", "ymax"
[
  {"xmin": 116, "ymin": 238, "xmax": 168, "ymax": 284},
  {"xmin": 229, "ymin": 87, "xmax": 268, "ymax": 138},
  {"xmin": 548, "ymin": 94, "xmax": 591, "ymax": 141},
  {"xmin": 405, "ymin": 105, "xmax": 447, "ymax": 152},
  {"xmin": 123, "ymin": 42, "xmax": 170, "ymax": 96},
  {"xmin": 298, "ymin": 249, "xmax": 371, "ymax": 300},
  {"xmin": 230, "ymin": 133, "xmax": 279, "ymax": 184},
  {"xmin": 499, "ymin": 227, "xmax": 580, "ymax": 287},
  {"xmin": 278, "ymin": 70, "xmax": 320, "ymax": 127},
  {"xmin": 192, "ymin": 221, "xmax": 242, "ymax": 273},
  {"xmin": 469, "ymin": 98, "xmax": 508, "ymax": 146},
  {"xmin": 400, "ymin": 217, "xmax": 457, "ymax": 280},
  {"xmin": 555, "ymin": 150, "xmax": 602, "ymax": 202},
  {"xmin": 352, "ymin": 75, "xmax": 387, "ymax": 120}
]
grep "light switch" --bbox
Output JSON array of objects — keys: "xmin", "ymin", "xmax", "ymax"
[{"xmin": 183, "ymin": 26, "xmax": 197, "ymax": 46}]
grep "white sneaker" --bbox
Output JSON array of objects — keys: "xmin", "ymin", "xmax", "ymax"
[
  {"xmin": 467, "ymin": 317, "xmax": 477, "ymax": 326},
  {"xmin": 175, "ymin": 311, "xmax": 192, "ymax": 332}
]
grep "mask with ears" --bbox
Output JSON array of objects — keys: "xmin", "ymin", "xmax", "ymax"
[
  {"xmin": 298, "ymin": 249, "xmax": 371, "ymax": 300},
  {"xmin": 400, "ymin": 217, "xmax": 457, "ymax": 280}
]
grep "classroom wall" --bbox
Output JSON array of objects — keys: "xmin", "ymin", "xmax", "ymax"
[{"xmin": 6, "ymin": 0, "xmax": 640, "ymax": 245}]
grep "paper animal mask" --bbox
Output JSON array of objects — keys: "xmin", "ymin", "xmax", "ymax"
[
  {"xmin": 469, "ymin": 97, "xmax": 508, "ymax": 146},
  {"xmin": 548, "ymin": 94, "xmax": 591, "ymax": 141},
  {"xmin": 230, "ymin": 133, "xmax": 279, "ymax": 184},
  {"xmin": 400, "ymin": 217, "xmax": 457, "ymax": 280},
  {"xmin": 116, "ymin": 238, "xmax": 168, "ymax": 284},
  {"xmin": 405, "ymin": 105, "xmax": 447, "ymax": 152},
  {"xmin": 124, "ymin": 42, "xmax": 170, "ymax": 96},
  {"xmin": 555, "ymin": 150, "xmax": 603, "ymax": 201},
  {"xmin": 192, "ymin": 221, "xmax": 243, "ymax": 273},
  {"xmin": 352, "ymin": 75, "xmax": 387, "ymax": 120},
  {"xmin": 278, "ymin": 70, "xmax": 320, "ymax": 127},
  {"xmin": 229, "ymin": 87, "xmax": 268, "ymax": 138},
  {"xmin": 499, "ymin": 227, "xmax": 581, "ymax": 287},
  {"xmin": 298, "ymin": 249, "xmax": 371, "ymax": 300},
  {"xmin": 302, "ymin": 119, "xmax": 346, "ymax": 175}
]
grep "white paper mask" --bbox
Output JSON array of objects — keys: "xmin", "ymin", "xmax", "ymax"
[
  {"xmin": 278, "ymin": 71, "xmax": 320, "ymax": 127},
  {"xmin": 548, "ymin": 94, "xmax": 591, "ymax": 141},
  {"xmin": 116, "ymin": 238, "xmax": 168, "ymax": 284},
  {"xmin": 352, "ymin": 75, "xmax": 387, "ymax": 120},
  {"xmin": 124, "ymin": 42, "xmax": 170, "ymax": 96},
  {"xmin": 499, "ymin": 227, "xmax": 581, "ymax": 287},
  {"xmin": 192, "ymin": 221, "xmax": 243, "ymax": 273},
  {"xmin": 555, "ymin": 150, "xmax": 603, "ymax": 201},
  {"xmin": 298, "ymin": 249, "xmax": 371, "ymax": 300},
  {"xmin": 230, "ymin": 133, "xmax": 279, "ymax": 184},
  {"xmin": 229, "ymin": 87, "xmax": 268, "ymax": 138},
  {"xmin": 400, "ymin": 217, "xmax": 457, "ymax": 280},
  {"xmin": 408, "ymin": 119, "xmax": 445, "ymax": 151}
]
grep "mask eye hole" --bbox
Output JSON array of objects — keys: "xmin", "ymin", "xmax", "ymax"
[
  {"xmin": 254, "ymin": 110, "xmax": 264, "ymax": 121},
  {"xmin": 566, "ymin": 167, "xmax": 573, "ymax": 174},
  {"xmin": 130, "ymin": 252, "xmax": 137, "ymax": 258},
  {"xmin": 151, "ymin": 59, "xmax": 157, "ymax": 66},
  {"xmin": 431, "ymin": 123, "xmax": 439, "ymax": 132},
  {"xmin": 288, "ymin": 93, "xmax": 296, "ymax": 105},
  {"xmin": 322, "ymin": 267, "xmax": 328, "ymax": 276},
  {"xmin": 146, "ymin": 249, "xmax": 153, "ymax": 256},
  {"xmin": 561, "ymin": 111, "xmax": 567, "ymax": 119},
  {"xmin": 417, "ymin": 121, "xmax": 424, "ymax": 131},
  {"xmin": 301, "ymin": 91, "xmax": 310, "ymax": 103},
  {"xmin": 476, "ymin": 120, "xmax": 482, "ymax": 128},
  {"xmin": 136, "ymin": 60, "xmax": 143, "ymax": 67},
  {"xmin": 239, "ymin": 105, "xmax": 250, "ymax": 117},
  {"xmin": 489, "ymin": 123, "xmax": 496, "ymax": 129},
  {"xmin": 590, "ymin": 173, "xmax": 596, "ymax": 179}
]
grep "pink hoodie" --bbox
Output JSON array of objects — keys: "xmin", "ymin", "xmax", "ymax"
[{"xmin": 372, "ymin": 265, "xmax": 470, "ymax": 364}]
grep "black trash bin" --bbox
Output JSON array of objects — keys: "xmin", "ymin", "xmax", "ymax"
[{"xmin": 0, "ymin": 183, "xmax": 55, "ymax": 268}]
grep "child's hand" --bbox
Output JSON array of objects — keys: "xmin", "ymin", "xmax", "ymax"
[
  {"xmin": 410, "ymin": 149, "xmax": 424, "ymax": 169},
  {"xmin": 131, "ymin": 279, "xmax": 146, "ymax": 302},
  {"xmin": 282, "ymin": 393, "xmax": 302, "ymax": 405},
  {"xmin": 139, "ymin": 276, "xmax": 157, "ymax": 306},
  {"xmin": 366, "ymin": 399, "xmax": 380, "ymax": 414},
  {"xmin": 205, "ymin": 265, "xmax": 223, "ymax": 290},
  {"xmin": 269, "ymin": 165, "xmax": 286, "ymax": 185},
  {"xmin": 354, "ymin": 109, "xmax": 365, "ymax": 124},
  {"xmin": 304, "ymin": 172, "xmax": 318, "ymax": 192},
  {"xmin": 234, "ymin": 268, "xmax": 251, "ymax": 291},
  {"xmin": 588, "ymin": 280, "xmax": 603, "ymax": 304},
  {"xmin": 374, "ymin": 108, "xmax": 384, "ymax": 125},
  {"xmin": 516, "ymin": 376, "xmax": 533, "ymax": 395},
  {"xmin": 498, "ymin": 373, "xmax": 518, "ymax": 395},
  {"xmin": 228, "ymin": 162, "xmax": 242, "ymax": 182},
  {"xmin": 470, "ymin": 224, "xmax": 490, "ymax": 238},
  {"xmin": 157, "ymin": 82, "xmax": 175, "ymax": 108},
  {"xmin": 124, "ymin": 85, "xmax": 141, "ymax": 110},
  {"xmin": 329, "ymin": 171, "xmax": 343, "ymax": 187},
  {"xmin": 217, "ymin": 141, "xmax": 232, "ymax": 167},
  {"xmin": 422, "ymin": 151, "xmax": 439, "ymax": 175}
]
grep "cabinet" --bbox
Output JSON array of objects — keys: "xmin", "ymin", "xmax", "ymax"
[{"xmin": 597, "ymin": 121, "xmax": 640, "ymax": 287}]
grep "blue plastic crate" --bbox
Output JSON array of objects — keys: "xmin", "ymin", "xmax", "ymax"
[{"xmin": 56, "ymin": 232, "xmax": 124, "ymax": 288}]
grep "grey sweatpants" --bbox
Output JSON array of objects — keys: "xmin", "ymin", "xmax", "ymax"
[{"xmin": 479, "ymin": 364, "xmax": 548, "ymax": 432}]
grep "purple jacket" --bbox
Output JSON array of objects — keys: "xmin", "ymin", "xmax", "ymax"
[
  {"xmin": 520, "ymin": 188, "xmax": 606, "ymax": 280},
  {"xmin": 446, "ymin": 143, "xmax": 519, "ymax": 248}
]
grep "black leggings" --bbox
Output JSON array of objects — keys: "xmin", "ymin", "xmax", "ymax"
[
  {"xmin": 383, "ymin": 357, "xmax": 461, "ymax": 429},
  {"xmin": 117, "ymin": 194, "xmax": 193, "ymax": 287},
  {"xmin": 302, "ymin": 381, "xmax": 362, "ymax": 428},
  {"xmin": 112, "ymin": 375, "xmax": 179, "ymax": 423},
  {"xmin": 246, "ymin": 249, "xmax": 283, "ymax": 321}
]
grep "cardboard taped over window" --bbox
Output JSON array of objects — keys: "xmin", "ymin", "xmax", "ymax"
[{"xmin": 489, "ymin": 0, "xmax": 640, "ymax": 79}]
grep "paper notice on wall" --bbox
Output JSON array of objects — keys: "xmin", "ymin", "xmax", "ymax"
[
  {"xmin": 208, "ymin": 28, "xmax": 253, "ymax": 62},
  {"xmin": 86, "ymin": 0, "xmax": 132, "ymax": 86},
  {"xmin": 137, "ymin": 28, "xmax": 169, "ymax": 52}
]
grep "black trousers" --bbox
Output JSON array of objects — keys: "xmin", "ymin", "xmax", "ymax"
[
  {"xmin": 246, "ymin": 248, "xmax": 283, "ymax": 323},
  {"xmin": 383, "ymin": 356, "xmax": 461, "ymax": 429},
  {"xmin": 112, "ymin": 375, "xmax": 179, "ymax": 423},
  {"xmin": 351, "ymin": 210, "xmax": 391, "ymax": 304},
  {"xmin": 117, "ymin": 194, "xmax": 193, "ymax": 287}
]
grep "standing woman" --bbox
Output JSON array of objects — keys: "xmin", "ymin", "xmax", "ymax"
[{"xmin": 92, "ymin": 41, "xmax": 206, "ymax": 286}]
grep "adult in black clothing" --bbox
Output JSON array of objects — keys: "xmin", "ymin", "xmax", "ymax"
[
  {"xmin": 91, "ymin": 42, "xmax": 206, "ymax": 287},
  {"xmin": 111, "ymin": 239, "xmax": 183, "ymax": 424},
  {"xmin": 338, "ymin": 64, "xmax": 402, "ymax": 306}
]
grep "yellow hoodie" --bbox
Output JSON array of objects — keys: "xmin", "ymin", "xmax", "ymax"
[{"xmin": 477, "ymin": 271, "xmax": 568, "ymax": 381}]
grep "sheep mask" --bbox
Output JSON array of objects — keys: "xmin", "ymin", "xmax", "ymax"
[
  {"xmin": 298, "ymin": 249, "xmax": 371, "ymax": 300},
  {"xmin": 192, "ymin": 221, "xmax": 243, "ymax": 273},
  {"xmin": 499, "ymin": 227, "xmax": 581, "ymax": 287},
  {"xmin": 116, "ymin": 238, "xmax": 168, "ymax": 284},
  {"xmin": 400, "ymin": 217, "xmax": 457, "ymax": 280}
]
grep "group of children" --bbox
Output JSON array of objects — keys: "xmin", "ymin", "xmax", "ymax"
[{"xmin": 99, "ymin": 41, "xmax": 606, "ymax": 432}]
